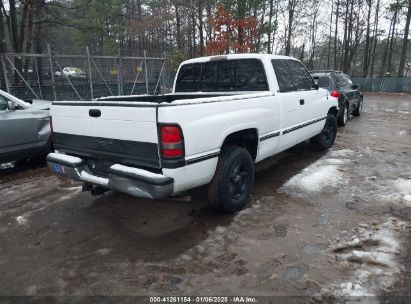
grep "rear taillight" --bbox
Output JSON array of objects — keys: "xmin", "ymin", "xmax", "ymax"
[
  {"xmin": 331, "ymin": 90, "xmax": 342, "ymax": 98},
  {"xmin": 160, "ymin": 125, "xmax": 184, "ymax": 158}
]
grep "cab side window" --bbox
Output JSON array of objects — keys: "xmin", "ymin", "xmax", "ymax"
[
  {"xmin": 287, "ymin": 60, "xmax": 315, "ymax": 91},
  {"xmin": 272, "ymin": 59, "xmax": 295, "ymax": 92}
]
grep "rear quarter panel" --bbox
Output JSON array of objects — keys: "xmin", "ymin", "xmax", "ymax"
[{"xmin": 158, "ymin": 94, "xmax": 281, "ymax": 192}]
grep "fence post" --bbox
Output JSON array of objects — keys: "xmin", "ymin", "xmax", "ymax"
[
  {"xmin": 1, "ymin": 56, "xmax": 10, "ymax": 93},
  {"xmin": 4, "ymin": 56, "xmax": 39, "ymax": 99},
  {"xmin": 144, "ymin": 50, "xmax": 149, "ymax": 95},
  {"xmin": 47, "ymin": 44, "xmax": 57, "ymax": 101},
  {"xmin": 162, "ymin": 51, "xmax": 166, "ymax": 93},
  {"xmin": 154, "ymin": 54, "xmax": 166, "ymax": 95},
  {"xmin": 86, "ymin": 47, "xmax": 94, "ymax": 100},
  {"xmin": 34, "ymin": 57, "xmax": 43, "ymax": 99},
  {"xmin": 117, "ymin": 48, "xmax": 122, "ymax": 96}
]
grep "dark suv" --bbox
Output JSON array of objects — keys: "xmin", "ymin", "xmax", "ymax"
[{"xmin": 310, "ymin": 71, "xmax": 363, "ymax": 127}]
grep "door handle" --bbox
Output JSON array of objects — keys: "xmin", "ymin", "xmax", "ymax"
[
  {"xmin": 89, "ymin": 109, "xmax": 101, "ymax": 118},
  {"xmin": 300, "ymin": 99, "xmax": 305, "ymax": 105}
]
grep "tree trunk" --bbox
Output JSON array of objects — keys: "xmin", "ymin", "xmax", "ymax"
[
  {"xmin": 341, "ymin": 0, "xmax": 349, "ymax": 71},
  {"xmin": 136, "ymin": 0, "xmax": 143, "ymax": 55},
  {"xmin": 190, "ymin": 0, "xmax": 196, "ymax": 57},
  {"xmin": 0, "ymin": 6, "xmax": 6, "ymax": 90},
  {"xmin": 343, "ymin": 0, "xmax": 354, "ymax": 73},
  {"xmin": 23, "ymin": 0, "xmax": 35, "ymax": 79},
  {"xmin": 198, "ymin": 0, "xmax": 204, "ymax": 56},
  {"xmin": 398, "ymin": 0, "xmax": 411, "ymax": 76},
  {"xmin": 334, "ymin": 0, "xmax": 339, "ymax": 69},
  {"xmin": 256, "ymin": 0, "xmax": 266, "ymax": 52},
  {"xmin": 0, "ymin": 5, "xmax": 6, "ymax": 53},
  {"xmin": 362, "ymin": 0, "xmax": 372, "ymax": 76},
  {"xmin": 380, "ymin": 18, "xmax": 393, "ymax": 75},
  {"xmin": 175, "ymin": 2, "xmax": 182, "ymax": 49},
  {"xmin": 370, "ymin": 0, "xmax": 380, "ymax": 76},
  {"xmin": 267, "ymin": 0, "xmax": 274, "ymax": 54},
  {"xmin": 387, "ymin": 3, "xmax": 399, "ymax": 75},
  {"xmin": 237, "ymin": 0, "xmax": 246, "ymax": 49},
  {"xmin": 285, "ymin": 0, "xmax": 295, "ymax": 56},
  {"xmin": 327, "ymin": 0, "xmax": 334, "ymax": 69},
  {"xmin": 8, "ymin": 0, "xmax": 20, "ymax": 52},
  {"xmin": 300, "ymin": 43, "xmax": 305, "ymax": 62}
]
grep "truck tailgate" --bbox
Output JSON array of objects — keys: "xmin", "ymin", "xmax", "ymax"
[{"xmin": 51, "ymin": 103, "xmax": 160, "ymax": 169}]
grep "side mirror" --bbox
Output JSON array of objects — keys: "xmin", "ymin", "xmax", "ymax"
[
  {"xmin": 313, "ymin": 83, "xmax": 319, "ymax": 90},
  {"xmin": 7, "ymin": 100, "xmax": 16, "ymax": 111},
  {"xmin": 352, "ymin": 83, "xmax": 359, "ymax": 90}
]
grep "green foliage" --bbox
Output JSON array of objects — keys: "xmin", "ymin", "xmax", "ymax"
[{"xmin": 168, "ymin": 49, "xmax": 190, "ymax": 71}]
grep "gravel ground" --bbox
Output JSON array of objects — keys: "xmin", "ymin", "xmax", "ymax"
[{"xmin": 0, "ymin": 93, "xmax": 410, "ymax": 302}]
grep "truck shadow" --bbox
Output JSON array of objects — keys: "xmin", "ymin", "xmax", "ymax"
[{"xmin": 66, "ymin": 141, "xmax": 325, "ymax": 264}]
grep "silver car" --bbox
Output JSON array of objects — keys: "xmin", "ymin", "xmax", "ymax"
[{"xmin": 0, "ymin": 90, "xmax": 52, "ymax": 162}]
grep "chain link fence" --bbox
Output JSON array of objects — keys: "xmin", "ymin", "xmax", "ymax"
[
  {"xmin": 0, "ymin": 46, "xmax": 175, "ymax": 101},
  {"xmin": 351, "ymin": 76, "xmax": 411, "ymax": 94}
]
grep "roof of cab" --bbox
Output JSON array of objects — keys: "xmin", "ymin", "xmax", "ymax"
[{"xmin": 181, "ymin": 53, "xmax": 299, "ymax": 65}]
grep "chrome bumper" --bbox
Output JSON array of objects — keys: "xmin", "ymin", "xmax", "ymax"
[{"xmin": 47, "ymin": 153, "xmax": 174, "ymax": 199}]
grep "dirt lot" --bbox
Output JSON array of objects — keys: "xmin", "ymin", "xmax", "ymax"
[{"xmin": 0, "ymin": 93, "xmax": 410, "ymax": 302}]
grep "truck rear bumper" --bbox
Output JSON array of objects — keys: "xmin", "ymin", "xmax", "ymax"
[{"xmin": 47, "ymin": 153, "xmax": 174, "ymax": 199}]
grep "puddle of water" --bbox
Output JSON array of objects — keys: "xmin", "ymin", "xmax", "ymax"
[
  {"xmin": 284, "ymin": 263, "xmax": 309, "ymax": 282},
  {"xmin": 302, "ymin": 244, "xmax": 328, "ymax": 255}
]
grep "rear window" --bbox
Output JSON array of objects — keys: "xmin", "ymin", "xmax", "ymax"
[
  {"xmin": 313, "ymin": 76, "xmax": 331, "ymax": 88},
  {"xmin": 333, "ymin": 74, "xmax": 353, "ymax": 90},
  {"xmin": 175, "ymin": 59, "xmax": 268, "ymax": 92}
]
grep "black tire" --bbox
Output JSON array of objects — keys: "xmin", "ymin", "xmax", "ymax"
[
  {"xmin": 353, "ymin": 98, "xmax": 363, "ymax": 117},
  {"xmin": 337, "ymin": 103, "xmax": 349, "ymax": 127},
  {"xmin": 207, "ymin": 146, "xmax": 254, "ymax": 213},
  {"xmin": 310, "ymin": 114, "xmax": 338, "ymax": 150}
]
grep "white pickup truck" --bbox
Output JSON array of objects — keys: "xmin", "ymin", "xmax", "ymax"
[{"xmin": 47, "ymin": 54, "xmax": 339, "ymax": 212}]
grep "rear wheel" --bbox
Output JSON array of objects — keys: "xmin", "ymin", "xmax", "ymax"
[
  {"xmin": 337, "ymin": 103, "xmax": 349, "ymax": 127},
  {"xmin": 207, "ymin": 146, "xmax": 254, "ymax": 213},
  {"xmin": 353, "ymin": 98, "xmax": 363, "ymax": 116},
  {"xmin": 310, "ymin": 114, "xmax": 338, "ymax": 150}
]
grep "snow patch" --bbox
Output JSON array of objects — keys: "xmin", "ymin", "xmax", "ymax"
[
  {"xmin": 110, "ymin": 164, "xmax": 166, "ymax": 180},
  {"xmin": 16, "ymin": 216, "xmax": 28, "ymax": 226},
  {"xmin": 80, "ymin": 171, "xmax": 109, "ymax": 186},
  {"xmin": 328, "ymin": 149, "xmax": 356, "ymax": 158},
  {"xmin": 396, "ymin": 130, "xmax": 407, "ymax": 136},
  {"xmin": 279, "ymin": 149, "xmax": 358, "ymax": 196},
  {"xmin": 48, "ymin": 152, "xmax": 83, "ymax": 164},
  {"xmin": 328, "ymin": 218, "xmax": 408, "ymax": 297},
  {"xmin": 394, "ymin": 178, "xmax": 411, "ymax": 195},
  {"xmin": 283, "ymin": 165, "xmax": 342, "ymax": 193},
  {"xmin": 324, "ymin": 158, "xmax": 350, "ymax": 165}
]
